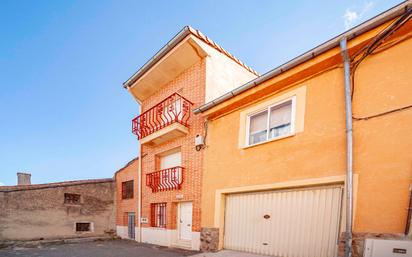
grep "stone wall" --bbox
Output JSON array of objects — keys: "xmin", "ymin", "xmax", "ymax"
[
  {"xmin": 200, "ymin": 227, "xmax": 219, "ymax": 252},
  {"xmin": 338, "ymin": 232, "xmax": 410, "ymax": 257},
  {"xmin": 0, "ymin": 179, "xmax": 115, "ymax": 241}
]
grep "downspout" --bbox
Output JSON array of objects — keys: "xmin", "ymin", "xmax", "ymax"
[
  {"xmin": 138, "ymin": 139, "xmax": 142, "ymax": 242},
  {"xmin": 135, "ymin": 97, "xmax": 143, "ymax": 243},
  {"xmin": 340, "ymin": 37, "xmax": 353, "ymax": 257}
]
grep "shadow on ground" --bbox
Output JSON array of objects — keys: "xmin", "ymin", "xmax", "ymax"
[{"xmin": 0, "ymin": 239, "xmax": 198, "ymax": 257}]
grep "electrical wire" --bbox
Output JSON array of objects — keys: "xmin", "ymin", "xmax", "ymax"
[
  {"xmin": 353, "ymin": 104, "xmax": 412, "ymax": 121},
  {"xmin": 350, "ymin": 7, "xmax": 412, "ymax": 120}
]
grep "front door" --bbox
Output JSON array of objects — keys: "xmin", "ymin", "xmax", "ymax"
[
  {"xmin": 179, "ymin": 202, "xmax": 192, "ymax": 240},
  {"xmin": 127, "ymin": 212, "xmax": 135, "ymax": 239}
]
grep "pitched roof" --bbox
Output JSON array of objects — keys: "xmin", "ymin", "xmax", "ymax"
[
  {"xmin": 123, "ymin": 26, "xmax": 259, "ymax": 88},
  {"xmin": 114, "ymin": 156, "xmax": 139, "ymax": 176},
  {"xmin": 193, "ymin": 1, "xmax": 412, "ymax": 114},
  {"xmin": 0, "ymin": 178, "xmax": 113, "ymax": 192}
]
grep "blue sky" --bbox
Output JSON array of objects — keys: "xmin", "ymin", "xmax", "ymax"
[{"xmin": 0, "ymin": 0, "xmax": 402, "ymax": 185}]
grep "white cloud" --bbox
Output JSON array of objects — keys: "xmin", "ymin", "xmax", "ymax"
[
  {"xmin": 344, "ymin": 1, "xmax": 374, "ymax": 29},
  {"xmin": 0, "ymin": 182, "xmax": 4, "ymax": 186}
]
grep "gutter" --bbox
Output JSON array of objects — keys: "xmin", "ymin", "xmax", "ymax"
[
  {"xmin": 193, "ymin": 0, "xmax": 412, "ymax": 114},
  {"xmin": 123, "ymin": 26, "xmax": 193, "ymax": 88}
]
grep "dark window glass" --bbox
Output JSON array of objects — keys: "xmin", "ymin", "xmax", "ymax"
[
  {"xmin": 122, "ymin": 180, "xmax": 134, "ymax": 199},
  {"xmin": 64, "ymin": 193, "xmax": 81, "ymax": 204},
  {"xmin": 76, "ymin": 223, "xmax": 90, "ymax": 232}
]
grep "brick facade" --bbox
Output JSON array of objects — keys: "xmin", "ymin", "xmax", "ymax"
[
  {"xmin": 115, "ymin": 157, "xmax": 139, "ymax": 227},
  {"xmin": 140, "ymin": 60, "xmax": 206, "ymax": 232}
]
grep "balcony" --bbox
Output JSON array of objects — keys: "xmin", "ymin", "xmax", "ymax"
[
  {"xmin": 132, "ymin": 93, "xmax": 193, "ymax": 146},
  {"xmin": 146, "ymin": 166, "xmax": 184, "ymax": 193}
]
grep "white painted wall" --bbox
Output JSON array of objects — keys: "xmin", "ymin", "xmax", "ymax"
[
  {"xmin": 195, "ymin": 38, "xmax": 258, "ymax": 103},
  {"xmin": 116, "ymin": 226, "xmax": 128, "ymax": 239},
  {"xmin": 141, "ymin": 227, "xmax": 200, "ymax": 250}
]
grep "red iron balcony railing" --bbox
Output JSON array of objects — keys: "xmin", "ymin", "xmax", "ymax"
[
  {"xmin": 146, "ymin": 166, "xmax": 184, "ymax": 193},
  {"xmin": 132, "ymin": 93, "xmax": 193, "ymax": 139}
]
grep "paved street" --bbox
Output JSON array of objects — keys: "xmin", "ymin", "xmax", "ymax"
[
  {"xmin": 0, "ymin": 240, "xmax": 197, "ymax": 257},
  {"xmin": 0, "ymin": 240, "xmax": 269, "ymax": 257}
]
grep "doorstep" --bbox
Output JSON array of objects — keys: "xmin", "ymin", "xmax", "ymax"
[
  {"xmin": 171, "ymin": 239, "xmax": 192, "ymax": 250},
  {"xmin": 192, "ymin": 250, "xmax": 271, "ymax": 257}
]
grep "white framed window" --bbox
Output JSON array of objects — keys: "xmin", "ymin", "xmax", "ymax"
[{"xmin": 246, "ymin": 96, "xmax": 296, "ymax": 146}]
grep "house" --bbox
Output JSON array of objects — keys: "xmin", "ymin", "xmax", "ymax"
[
  {"xmin": 115, "ymin": 157, "xmax": 139, "ymax": 240},
  {"xmin": 0, "ymin": 173, "xmax": 115, "ymax": 241},
  {"xmin": 193, "ymin": 2, "xmax": 412, "ymax": 257},
  {"xmin": 123, "ymin": 26, "xmax": 257, "ymax": 250}
]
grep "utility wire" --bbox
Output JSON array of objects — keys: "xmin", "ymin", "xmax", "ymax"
[{"xmin": 350, "ymin": 7, "xmax": 412, "ymax": 120}]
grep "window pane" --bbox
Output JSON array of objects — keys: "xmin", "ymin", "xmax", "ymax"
[
  {"xmin": 122, "ymin": 180, "xmax": 134, "ymax": 199},
  {"xmin": 269, "ymin": 100, "xmax": 292, "ymax": 139},
  {"xmin": 249, "ymin": 111, "xmax": 268, "ymax": 133},
  {"xmin": 249, "ymin": 130, "xmax": 267, "ymax": 145},
  {"xmin": 249, "ymin": 111, "xmax": 268, "ymax": 145}
]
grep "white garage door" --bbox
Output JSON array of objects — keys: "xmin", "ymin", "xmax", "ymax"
[{"xmin": 224, "ymin": 186, "xmax": 343, "ymax": 257}]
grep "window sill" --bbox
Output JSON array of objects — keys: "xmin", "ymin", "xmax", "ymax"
[{"xmin": 242, "ymin": 132, "xmax": 296, "ymax": 149}]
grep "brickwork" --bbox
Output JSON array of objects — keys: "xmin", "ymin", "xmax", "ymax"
[
  {"xmin": 115, "ymin": 157, "xmax": 139, "ymax": 226},
  {"xmin": 140, "ymin": 60, "xmax": 206, "ymax": 232}
]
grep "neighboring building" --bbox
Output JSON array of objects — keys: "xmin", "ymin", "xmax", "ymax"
[
  {"xmin": 115, "ymin": 157, "xmax": 139, "ymax": 240},
  {"xmin": 0, "ymin": 173, "xmax": 115, "ymax": 241},
  {"xmin": 123, "ymin": 26, "xmax": 257, "ymax": 250},
  {"xmin": 194, "ymin": 2, "xmax": 412, "ymax": 257}
]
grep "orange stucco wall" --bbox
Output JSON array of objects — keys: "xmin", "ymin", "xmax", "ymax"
[{"xmin": 201, "ymin": 33, "xmax": 412, "ymax": 237}]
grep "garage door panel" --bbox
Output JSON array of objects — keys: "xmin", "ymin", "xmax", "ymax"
[{"xmin": 224, "ymin": 186, "xmax": 343, "ymax": 257}]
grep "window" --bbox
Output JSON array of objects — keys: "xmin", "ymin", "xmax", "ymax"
[
  {"xmin": 247, "ymin": 97, "xmax": 295, "ymax": 146},
  {"xmin": 64, "ymin": 193, "xmax": 81, "ymax": 204},
  {"xmin": 151, "ymin": 203, "xmax": 166, "ymax": 228},
  {"xmin": 161, "ymin": 98, "xmax": 183, "ymax": 124},
  {"xmin": 76, "ymin": 222, "xmax": 91, "ymax": 232},
  {"xmin": 122, "ymin": 180, "xmax": 134, "ymax": 199}
]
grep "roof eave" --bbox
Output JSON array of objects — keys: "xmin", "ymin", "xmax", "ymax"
[{"xmin": 193, "ymin": 0, "xmax": 412, "ymax": 115}]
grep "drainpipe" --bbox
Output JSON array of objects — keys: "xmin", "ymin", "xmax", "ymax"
[
  {"xmin": 134, "ymin": 98, "xmax": 143, "ymax": 243},
  {"xmin": 340, "ymin": 37, "xmax": 353, "ymax": 257},
  {"xmin": 138, "ymin": 139, "xmax": 142, "ymax": 242}
]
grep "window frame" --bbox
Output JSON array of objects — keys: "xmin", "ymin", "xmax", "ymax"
[
  {"xmin": 64, "ymin": 193, "xmax": 81, "ymax": 205},
  {"xmin": 245, "ymin": 96, "xmax": 296, "ymax": 147},
  {"xmin": 75, "ymin": 222, "xmax": 92, "ymax": 232},
  {"xmin": 121, "ymin": 180, "xmax": 134, "ymax": 200},
  {"xmin": 150, "ymin": 203, "xmax": 167, "ymax": 228}
]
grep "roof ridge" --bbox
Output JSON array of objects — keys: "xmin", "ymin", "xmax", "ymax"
[
  {"xmin": 123, "ymin": 25, "xmax": 259, "ymax": 88},
  {"xmin": 188, "ymin": 26, "xmax": 259, "ymax": 76},
  {"xmin": 0, "ymin": 178, "xmax": 113, "ymax": 192},
  {"xmin": 114, "ymin": 156, "xmax": 139, "ymax": 176}
]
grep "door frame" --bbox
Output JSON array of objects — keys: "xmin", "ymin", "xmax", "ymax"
[
  {"xmin": 214, "ymin": 175, "xmax": 358, "ymax": 250},
  {"xmin": 127, "ymin": 212, "xmax": 136, "ymax": 240},
  {"xmin": 223, "ymin": 185, "xmax": 344, "ymax": 255},
  {"xmin": 177, "ymin": 201, "xmax": 193, "ymax": 241}
]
